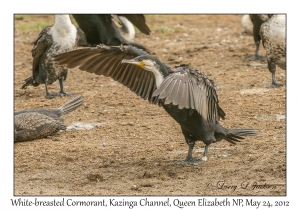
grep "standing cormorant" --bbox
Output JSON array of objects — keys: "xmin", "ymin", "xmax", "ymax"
[
  {"xmin": 245, "ymin": 14, "xmax": 272, "ymax": 61},
  {"xmin": 21, "ymin": 15, "xmax": 80, "ymax": 99},
  {"xmin": 260, "ymin": 14, "xmax": 286, "ymax": 88},
  {"xmin": 72, "ymin": 14, "xmax": 150, "ymax": 50},
  {"xmin": 14, "ymin": 96, "xmax": 84, "ymax": 142},
  {"xmin": 53, "ymin": 45, "xmax": 257, "ymax": 165}
]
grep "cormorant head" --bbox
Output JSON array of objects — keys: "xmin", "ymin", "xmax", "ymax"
[
  {"xmin": 121, "ymin": 55, "xmax": 169, "ymax": 87},
  {"xmin": 121, "ymin": 55, "xmax": 161, "ymax": 72}
]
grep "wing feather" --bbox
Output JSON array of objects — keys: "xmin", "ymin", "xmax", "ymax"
[
  {"xmin": 53, "ymin": 45, "xmax": 158, "ymax": 103},
  {"xmin": 157, "ymin": 77, "xmax": 176, "ymax": 99},
  {"xmin": 57, "ymin": 51, "xmax": 100, "ymax": 68},
  {"xmin": 136, "ymin": 70, "xmax": 147, "ymax": 96},
  {"xmin": 153, "ymin": 65, "xmax": 224, "ymax": 122},
  {"xmin": 76, "ymin": 54, "xmax": 105, "ymax": 72},
  {"xmin": 164, "ymin": 78, "xmax": 179, "ymax": 104},
  {"xmin": 141, "ymin": 73, "xmax": 152, "ymax": 99},
  {"xmin": 31, "ymin": 26, "xmax": 53, "ymax": 76},
  {"xmin": 117, "ymin": 14, "xmax": 151, "ymax": 35}
]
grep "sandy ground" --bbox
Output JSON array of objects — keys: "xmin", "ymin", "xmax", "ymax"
[{"xmin": 14, "ymin": 14, "xmax": 286, "ymax": 196}]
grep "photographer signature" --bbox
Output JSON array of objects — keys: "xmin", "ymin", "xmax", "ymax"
[{"xmin": 205, "ymin": 180, "xmax": 285, "ymax": 191}]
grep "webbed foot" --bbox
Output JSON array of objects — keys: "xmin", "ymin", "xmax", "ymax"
[
  {"xmin": 45, "ymin": 92, "xmax": 73, "ymax": 99},
  {"xmin": 244, "ymin": 55, "xmax": 265, "ymax": 61},
  {"xmin": 267, "ymin": 82, "xmax": 283, "ymax": 88},
  {"xmin": 176, "ymin": 156, "xmax": 207, "ymax": 165},
  {"xmin": 59, "ymin": 91, "xmax": 73, "ymax": 97}
]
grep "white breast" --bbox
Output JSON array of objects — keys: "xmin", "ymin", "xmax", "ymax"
[
  {"xmin": 51, "ymin": 15, "xmax": 77, "ymax": 53},
  {"xmin": 268, "ymin": 15, "xmax": 286, "ymax": 45}
]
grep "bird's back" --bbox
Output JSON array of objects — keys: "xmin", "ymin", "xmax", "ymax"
[
  {"xmin": 154, "ymin": 64, "xmax": 225, "ymax": 122},
  {"xmin": 73, "ymin": 14, "xmax": 119, "ymax": 46},
  {"xmin": 14, "ymin": 109, "xmax": 63, "ymax": 121},
  {"xmin": 14, "ymin": 96, "xmax": 83, "ymax": 142},
  {"xmin": 14, "ymin": 112, "xmax": 66, "ymax": 142},
  {"xmin": 14, "ymin": 95, "xmax": 84, "ymax": 120}
]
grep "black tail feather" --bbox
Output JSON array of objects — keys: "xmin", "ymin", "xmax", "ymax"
[
  {"xmin": 229, "ymin": 129, "xmax": 258, "ymax": 136},
  {"xmin": 225, "ymin": 129, "xmax": 258, "ymax": 144},
  {"xmin": 21, "ymin": 76, "xmax": 39, "ymax": 89}
]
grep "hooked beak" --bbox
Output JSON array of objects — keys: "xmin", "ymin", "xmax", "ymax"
[{"xmin": 121, "ymin": 59, "xmax": 145, "ymax": 69}]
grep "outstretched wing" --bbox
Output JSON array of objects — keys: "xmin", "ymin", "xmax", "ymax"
[
  {"xmin": 153, "ymin": 65, "xmax": 225, "ymax": 122},
  {"xmin": 53, "ymin": 44, "xmax": 159, "ymax": 104},
  {"xmin": 31, "ymin": 26, "xmax": 52, "ymax": 76},
  {"xmin": 14, "ymin": 112, "xmax": 66, "ymax": 142}
]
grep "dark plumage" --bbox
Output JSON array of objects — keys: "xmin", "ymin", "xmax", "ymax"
[
  {"xmin": 72, "ymin": 14, "xmax": 150, "ymax": 50},
  {"xmin": 245, "ymin": 14, "xmax": 272, "ymax": 61},
  {"xmin": 14, "ymin": 96, "xmax": 84, "ymax": 142},
  {"xmin": 260, "ymin": 15, "xmax": 286, "ymax": 88},
  {"xmin": 21, "ymin": 15, "xmax": 80, "ymax": 99},
  {"xmin": 53, "ymin": 45, "xmax": 257, "ymax": 165}
]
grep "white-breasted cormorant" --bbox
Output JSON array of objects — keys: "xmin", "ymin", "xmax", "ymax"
[
  {"xmin": 72, "ymin": 14, "xmax": 150, "ymax": 50},
  {"xmin": 53, "ymin": 45, "xmax": 257, "ymax": 165},
  {"xmin": 260, "ymin": 14, "xmax": 286, "ymax": 88},
  {"xmin": 245, "ymin": 14, "xmax": 272, "ymax": 61},
  {"xmin": 14, "ymin": 96, "xmax": 84, "ymax": 142},
  {"xmin": 21, "ymin": 15, "xmax": 80, "ymax": 99}
]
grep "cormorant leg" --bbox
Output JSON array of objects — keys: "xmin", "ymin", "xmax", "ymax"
[
  {"xmin": 176, "ymin": 138, "xmax": 208, "ymax": 165},
  {"xmin": 245, "ymin": 41, "xmax": 265, "ymax": 61},
  {"xmin": 187, "ymin": 142, "xmax": 194, "ymax": 160},
  {"xmin": 45, "ymin": 79, "xmax": 70, "ymax": 99},
  {"xmin": 254, "ymin": 41, "xmax": 265, "ymax": 60},
  {"xmin": 267, "ymin": 60, "xmax": 283, "ymax": 88},
  {"xmin": 58, "ymin": 78, "xmax": 72, "ymax": 96},
  {"xmin": 201, "ymin": 145, "xmax": 209, "ymax": 162},
  {"xmin": 45, "ymin": 81, "xmax": 56, "ymax": 99}
]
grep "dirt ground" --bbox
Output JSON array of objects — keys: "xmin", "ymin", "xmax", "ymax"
[{"xmin": 14, "ymin": 15, "xmax": 286, "ymax": 196}]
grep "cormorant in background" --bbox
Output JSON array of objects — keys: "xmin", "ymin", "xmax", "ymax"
[
  {"xmin": 15, "ymin": 96, "xmax": 84, "ymax": 142},
  {"xmin": 260, "ymin": 14, "xmax": 286, "ymax": 88},
  {"xmin": 53, "ymin": 45, "xmax": 257, "ymax": 165},
  {"xmin": 112, "ymin": 15, "xmax": 136, "ymax": 42},
  {"xmin": 245, "ymin": 14, "xmax": 272, "ymax": 60},
  {"xmin": 72, "ymin": 14, "xmax": 150, "ymax": 50},
  {"xmin": 241, "ymin": 15, "xmax": 253, "ymax": 35},
  {"xmin": 21, "ymin": 15, "xmax": 80, "ymax": 99}
]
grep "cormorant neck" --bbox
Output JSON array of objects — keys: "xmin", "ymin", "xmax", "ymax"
[
  {"xmin": 53, "ymin": 15, "xmax": 73, "ymax": 31},
  {"xmin": 51, "ymin": 14, "xmax": 77, "ymax": 50},
  {"xmin": 150, "ymin": 58, "xmax": 169, "ymax": 87},
  {"xmin": 119, "ymin": 17, "xmax": 135, "ymax": 41},
  {"xmin": 152, "ymin": 57, "xmax": 169, "ymax": 77}
]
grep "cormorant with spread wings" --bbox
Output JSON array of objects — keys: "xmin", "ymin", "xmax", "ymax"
[{"xmin": 53, "ymin": 45, "xmax": 257, "ymax": 165}]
